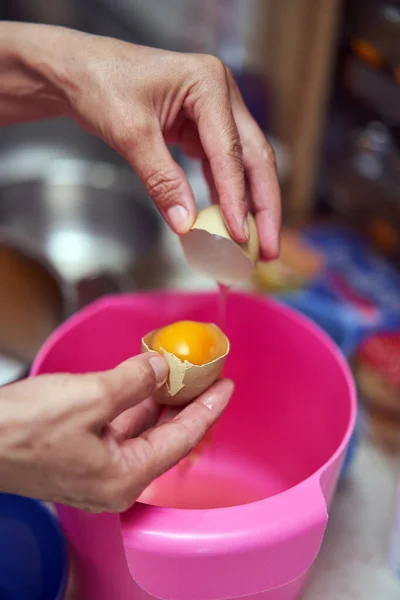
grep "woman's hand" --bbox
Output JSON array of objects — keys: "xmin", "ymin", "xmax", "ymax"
[
  {"xmin": 0, "ymin": 352, "xmax": 233, "ymax": 512},
  {"xmin": 0, "ymin": 22, "xmax": 280, "ymax": 258}
]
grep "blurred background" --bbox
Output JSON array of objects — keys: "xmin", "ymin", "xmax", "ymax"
[{"xmin": 0, "ymin": 1, "xmax": 399, "ymax": 598}]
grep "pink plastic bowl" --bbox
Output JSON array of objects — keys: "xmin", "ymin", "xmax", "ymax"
[{"xmin": 31, "ymin": 291, "xmax": 356, "ymax": 600}]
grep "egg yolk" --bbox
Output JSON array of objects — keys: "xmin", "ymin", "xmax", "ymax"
[{"xmin": 151, "ymin": 321, "xmax": 224, "ymax": 366}]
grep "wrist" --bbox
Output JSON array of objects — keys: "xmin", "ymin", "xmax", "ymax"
[
  {"xmin": 0, "ymin": 394, "xmax": 20, "ymax": 495},
  {"xmin": 0, "ymin": 22, "xmax": 71, "ymax": 121}
]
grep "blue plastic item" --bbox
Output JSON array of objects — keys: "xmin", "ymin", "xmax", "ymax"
[
  {"xmin": 303, "ymin": 225, "xmax": 400, "ymax": 338},
  {"xmin": 0, "ymin": 494, "xmax": 68, "ymax": 600},
  {"xmin": 279, "ymin": 293, "xmax": 359, "ymax": 359}
]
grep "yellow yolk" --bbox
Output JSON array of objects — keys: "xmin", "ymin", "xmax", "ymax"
[{"xmin": 151, "ymin": 321, "xmax": 224, "ymax": 366}]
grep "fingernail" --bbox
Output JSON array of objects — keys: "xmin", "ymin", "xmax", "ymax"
[
  {"xmin": 149, "ymin": 354, "xmax": 169, "ymax": 384},
  {"xmin": 166, "ymin": 205, "xmax": 191, "ymax": 235},
  {"xmin": 243, "ymin": 216, "xmax": 250, "ymax": 241}
]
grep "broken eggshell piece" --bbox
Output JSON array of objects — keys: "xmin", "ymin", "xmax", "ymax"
[
  {"xmin": 180, "ymin": 205, "xmax": 259, "ymax": 286},
  {"xmin": 141, "ymin": 324, "xmax": 230, "ymax": 405}
]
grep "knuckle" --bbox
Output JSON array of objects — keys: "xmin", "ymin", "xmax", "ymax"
[
  {"xmin": 173, "ymin": 403, "xmax": 213, "ymax": 451},
  {"xmin": 207, "ymin": 56, "xmax": 226, "ymax": 79},
  {"xmin": 204, "ymin": 55, "xmax": 226, "ymax": 79},
  {"xmin": 262, "ymin": 141, "xmax": 277, "ymax": 169},
  {"xmin": 145, "ymin": 169, "xmax": 184, "ymax": 208},
  {"xmin": 132, "ymin": 117, "xmax": 155, "ymax": 140},
  {"xmin": 176, "ymin": 420, "xmax": 198, "ymax": 450},
  {"xmin": 193, "ymin": 54, "xmax": 226, "ymax": 82},
  {"xmin": 114, "ymin": 117, "xmax": 154, "ymax": 152},
  {"xmin": 112, "ymin": 122, "xmax": 134, "ymax": 152},
  {"xmin": 219, "ymin": 137, "xmax": 244, "ymax": 175},
  {"xmin": 86, "ymin": 375, "xmax": 113, "ymax": 412},
  {"xmin": 227, "ymin": 137, "xmax": 244, "ymax": 164}
]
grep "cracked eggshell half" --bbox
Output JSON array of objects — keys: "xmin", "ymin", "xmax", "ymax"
[
  {"xmin": 180, "ymin": 205, "xmax": 259, "ymax": 286},
  {"xmin": 142, "ymin": 324, "xmax": 230, "ymax": 405}
]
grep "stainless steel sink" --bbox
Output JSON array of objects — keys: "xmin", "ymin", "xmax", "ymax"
[
  {"xmin": 0, "ymin": 154, "xmax": 163, "ymax": 288},
  {"xmin": 0, "ymin": 119, "xmax": 166, "ymax": 386}
]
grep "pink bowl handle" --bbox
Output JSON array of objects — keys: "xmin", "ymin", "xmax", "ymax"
[{"xmin": 122, "ymin": 476, "xmax": 328, "ymax": 600}]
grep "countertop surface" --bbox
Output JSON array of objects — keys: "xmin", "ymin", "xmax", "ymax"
[{"xmin": 303, "ymin": 439, "xmax": 400, "ymax": 600}]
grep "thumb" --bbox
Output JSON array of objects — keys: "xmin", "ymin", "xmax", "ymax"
[
  {"xmin": 127, "ymin": 120, "xmax": 196, "ymax": 234},
  {"xmin": 91, "ymin": 352, "xmax": 169, "ymax": 427}
]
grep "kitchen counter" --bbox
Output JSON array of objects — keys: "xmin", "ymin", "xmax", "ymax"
[{"xmin": 304, "ymin": 439, "xmax": 400, "ymax": 600}]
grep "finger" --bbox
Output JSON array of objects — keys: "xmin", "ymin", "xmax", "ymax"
[
  {"xmin": 201, "ymin": 158, "xmax": 219, "ymax": 205},
  {"xmin": 227, "ymin": 71, "xmax": 281, "ymax": 258},
  {"xmin": 138, "ymin": 404, "xmax": 180, "ymax": 437},
  {"xmin": 94, "ymin": 352, "xmax": 168, "ymax": 425},
  {"xmin": 110, "ymin": 396, "xmax": 162, "ymax": 441},
  {"xmin": 240, "ymin": 124, "xmax": 281, "ymax": 259},
  {"xmin": 123, "ymin": 379, "xmax": 234, "ymax": 484},
  {"xmin": 155, "ymin": 404, "xmax": 180, "ymax": 427},
  {"xmin": 189, "ymin": 60, "xmax": 248, "ymax": 242},
  {"xmin": 127, "ymin": 120, "xmax": 196, "ymax": 234},
  {"xmin": 132, "ymin": 384, "xmax": 222, "ymax": 439},
  {"xmin": 156, "ymin": 404, "xmax": 218, "ymax": 458}
]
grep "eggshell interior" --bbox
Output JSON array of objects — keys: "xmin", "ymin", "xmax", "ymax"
[
  {"xmin": 180, "ymin": 205, "xmax": 259, "ymax": 286},
  {"xmin": 142, "ymin": 324, "xmax": 230, "ymax": 405}
]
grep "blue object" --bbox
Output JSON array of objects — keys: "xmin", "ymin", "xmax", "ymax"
[
  {"xmin": 279, "ymin": 293, "xmax": 359, "ymax": 359},
  {"xmin": 0, "ymin": 494, "xmax": 68, "ymax": 600},
  {"xmin": 302, "ymin": 225, "xmax": 400, "ymax": 339}
]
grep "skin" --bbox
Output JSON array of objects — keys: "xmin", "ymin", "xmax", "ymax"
[
  {"xmin": 0, "ymin": 353, "xmax": 233, "ymax": 512},
  {"xmin": 0, "ymin": 22, "xmax": 280, "ymax": 512}
]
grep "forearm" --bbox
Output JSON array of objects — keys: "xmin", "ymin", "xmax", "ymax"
[{"xmin": 0, "ymin": 21, "xmax": 69, "ymax": 125}]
